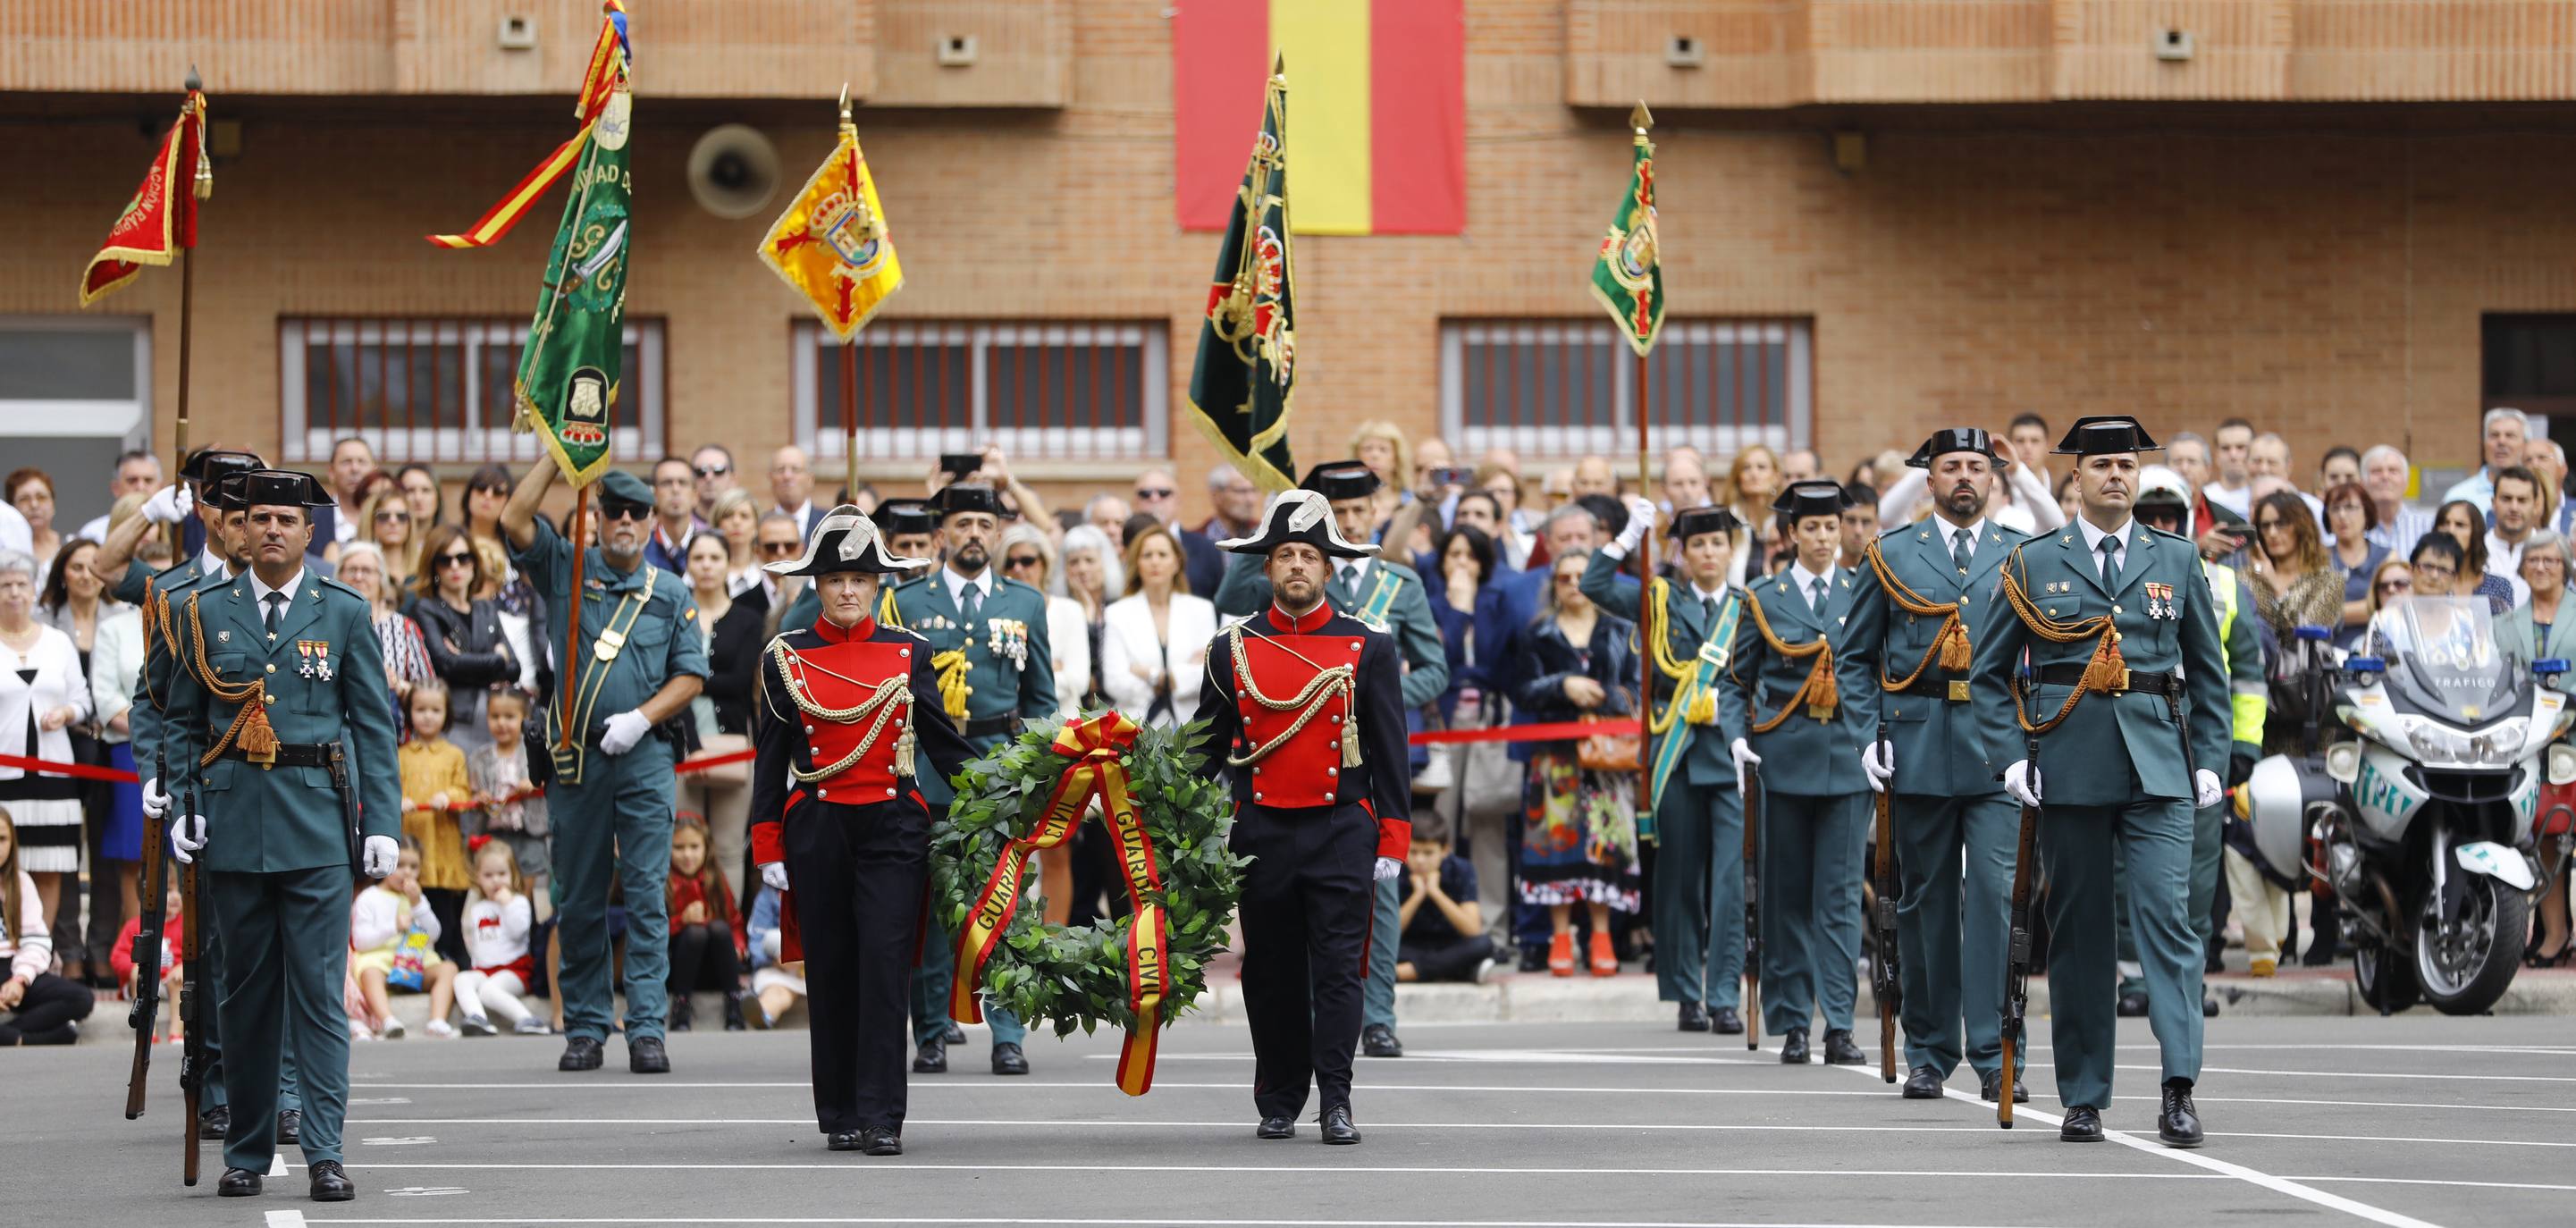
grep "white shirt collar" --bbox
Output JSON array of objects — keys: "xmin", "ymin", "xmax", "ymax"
[
  {"xmin": 198, "ymin": 545, "xmax": 230, "ymax": 578},
  {"xmin": 1789, "ymin": 559, "xmax": 1835, "ymax": 595},
  {"xmin": 779, "ymin": 498, "xmax": 813, "ymax": 522},
  {"xmin": 2075, "ymin": 515, "xmax": 2135, "ymax": 558},
  {"xmin": 1689, "ymin": 579, "xmax": 1729, "ymax": 605},
  {"xmin": 249, "ymin": 568, "xmax": 307, "ymax": 609},
  {"xmin": 1938, "ymin": 517, "xmax": 1987, "ymax": 553},
  {"xmin": 943, "ymin": 566, "xmax": 991, "ymax": 603},
  {"xmin": 1338, "ymin": 557, "xmax": 1371, "ymax": 583}
]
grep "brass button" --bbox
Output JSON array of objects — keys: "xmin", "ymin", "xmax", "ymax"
[
  {"xmin": 1327, "ymin": 767, "xmax": 1338, "ymax": 777},
  {"xmin": 1324, "ymin": 790, "xmax": 1335, "ymax": 802},
  {"xmin": 263, "ymin": 694, "xmax": 275, "ymax": 705},
  {"xmin": 1253, "ymin": 790, "xmax": 1264, "ymax": 802},
  {"xmin": 2113, "ymin": 605, "xmax": 2123, "ymax": 614},
  {"xmin": 265, "ymin": 664, "xmax": 276, "ymax": 674},
  {"xmin": 886, "ymin": 787, "xmax": 897, "ymax": 797}
]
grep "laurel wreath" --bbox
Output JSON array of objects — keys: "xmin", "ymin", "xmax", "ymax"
[{"xmin": 928, "ymin": 719, "xmax": 1246, "ymax": 1036}]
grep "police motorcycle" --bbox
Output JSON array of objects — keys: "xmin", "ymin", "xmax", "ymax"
[{"xmin": 2238, "ymin": 598, "xmax": 2570, "ymax": 1015}]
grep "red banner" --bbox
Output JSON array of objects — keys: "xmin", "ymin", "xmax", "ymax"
[{"xmin": 79, "ymin": 89, "xmax": 208, "ymax": 307}]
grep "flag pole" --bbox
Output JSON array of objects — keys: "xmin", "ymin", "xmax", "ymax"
[
  {"xmin": 1629, "ymin": 102, "xmax": 1658, "ymax": 824},
  {"xmin": 839, "ymin": 86, "xmax": 860, "ymax": 493},
  {"xmin": 169, "ymin": 68, "xmax": 205, "ymax": 559},
  {"xmin": 560, "ymin": 484, "xmax": 588, "ymax": 750}
]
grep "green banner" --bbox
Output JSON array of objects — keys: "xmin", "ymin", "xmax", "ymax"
[
  {"xmin": 516, "ymin": 83, "xmax": 634, "ymax": 488},
  {"xmin": 1184, "ymin": 56, "xmax": 1297, "ymax": 493},
  {"xmin": 1589, "ymin": 105, "xmax": 1664, "ymax": 357}
]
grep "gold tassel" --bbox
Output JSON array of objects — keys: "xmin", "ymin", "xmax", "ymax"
[
  {"xmin": 1341, "ymin": 700, "xmax": 1363, "ymax": 769},
  {"xmin": 1685, "ymin": 690, "xmax": 1717, "ymax": 727},
  {"xmin": 1938, "ymin": 618, "xmax": 1972, "ymax": 672},
  {"xmin": 894, "ymin": 717, "xmax": 917, "ymax": 778},
  {"xmin": 931, "ymin": 649, "xmax": 972, "ymax": 719},
  {"xmin": 1807, "ymin": 652, "xmax": 1839, "ymax": 718},
  {"xmin": 239, "ymin": 697, "xmax": 280, "ymax": 764},
  {"xmin": 2081, "ymin": 633, "xmax": 2127, "ymax": 693}
]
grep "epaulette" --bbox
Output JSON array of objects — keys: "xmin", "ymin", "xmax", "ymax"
[
  {"xmin": 2142, "ymin": 525, "xmax": 2197, "ymax": 548},
  {"xmin": 315, "ymin": 575, "xmax": 368, "ymax": 603}
]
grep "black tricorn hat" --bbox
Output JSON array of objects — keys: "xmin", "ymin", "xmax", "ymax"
[
  {"xmin": 2054, "ymin": 416, "xmax": 2162, "ymax": 457},
  {"xmin": 871, "ymin": 498, "xmax": 938, "ymax": 537},
  {"xmin": 765, "ymin": 505, "xmax": 931, "ymax": 577},
  {"xmin": 239, "ymin": 469, "xmax": 333, "ymax": 510},
  {"xmin": 930, "ymin": 483, "xmax": 1001, "ymax": 522},
  {"xmin": 1907, "ymin": 427, "xmax": 2009, "ymax": 469},
  {"xmin": 203, "ymin": 471, "xmax": 251, "ymax": 512},
  {"xmin": 1300, "ymin": 460, "xmax": 1382, "ymax": 502},
  {"xmin": 1218, "ymin": 489, "xmax": 1381, "ymax": 559},
  {"xmin": 181, "ymin": 449, "xmax": 265, "ymax": 486},
  {"xmin": 1771, "ymin": 479, "xmax": 1848, "ymax": 522},
  {"xmin": 1670, "ymin": 506, "xmax": 1741, "ymax": 545}
]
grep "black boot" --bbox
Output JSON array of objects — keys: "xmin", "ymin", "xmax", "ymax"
[
  {"xmin": 722, "ymin": 990, "xmax": 748, "ymax": 1032},
  {"xmin": 669, "ymin": 997, "xmax": 695, "ymax": 1032}
]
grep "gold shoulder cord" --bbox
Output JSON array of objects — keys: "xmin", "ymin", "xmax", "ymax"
[
  {"xmin": 181, "ymin": 591, "xmax": 279, "ymax": 767},
  {"xmin": 1996, "ymin": 547, "xmax": 2126, "ymax": 735},
  {"xmin": 1742, "ymin": 589, "xmax": 1839, "ymax": 735},
  {"xmin": 1224, "ymin": 624, "xmax": 1361, "ymax": 770},
  {"xmin": 1643, "ymin": 578, "xmax": 1722, "ymax": 734},
  {"xmin": 1863, "ymin": 537, "xmax": 1972, "ymax": 692},
  {"xmin": 769, "ymin": 639, "xmax": 916, "ymax": 779}
]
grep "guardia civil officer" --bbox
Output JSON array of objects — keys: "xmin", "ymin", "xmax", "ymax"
[
  {"xmin": 1585, "ymin": 500, "xmax": 1752, "ymax": 1034},
  {"xmin": 890, "ymin": 483, "xmax": 1053, "ymax": 1076},
  {"xmin": 96, "ymin": 448, "xmax": 263, "ymax": 609},
  {"xmin": 500, "ymin": 463, "xmax": 709, "ymax": 1075},
  {"xmin": 160, "ymin": 470, "xmax": 401, "ymax": 1201},
  {"xmin": 748, "ymin": 508, "xmax": 973, "ymax": 1156},
  {"xmin": 1722, "ymin": 479, "xmax": 1871, "ymax": 1065},
  {"xmin": 1967, "ymin": 416, "xmax": 2227, "ymax": 1147},
  {"xmin": 1836, "ymin": 430, "xmax": 2028, "ymax": 1102},
  {"xmin": 1199, "ymin": 489, "xmax": 1411, "ymax": 1143},
  {"xmin": 1213, "ymin": 460, "xmax": 1447, "ymax": 1060}
]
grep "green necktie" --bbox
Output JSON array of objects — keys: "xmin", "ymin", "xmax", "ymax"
[
  {"xmin": 2098, "ymin": 536, "xmax": 2121, "ymax": 591},
  {"xmin": 1951, "ymin": 529, "xmax": 1974, "ymax": 575}
]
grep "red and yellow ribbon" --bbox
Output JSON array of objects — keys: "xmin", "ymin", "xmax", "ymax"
[
  {"xmin": 949, "ymin": 711, "xmax": 1171, "ymax": 1096},
  {"xmin": 426, "ymin": 1, "xmax": 629, "ymax": 249}
]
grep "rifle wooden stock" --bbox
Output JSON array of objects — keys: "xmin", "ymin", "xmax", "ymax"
[
  {"xmin": 1741, "ymin": 761, "xmax": 1763, "ymax": 1052},
  {"xmin": 123, "ymin": 790, "xmax": 170, "ymax": 1120},
  {"xmin": 1869, "ymin": 724, "xmax": 1901, "ymax": 1084},
  {"xmin": 1998, "ymin": 707, "xmax": 2041, "ymax": 1130},
  {"xmin": 179, "ymin": 765, "xmax": 206, "ymax": 1185}
]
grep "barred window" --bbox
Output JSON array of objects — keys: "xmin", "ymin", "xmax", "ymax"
[
  {"xmin": 792, "ymin": 320, "xmax": 1166, "ymax": 463},
  {"xmin": 1440, "ymin": 318, "xmax": 1811, "ymax": 460},
  {"xmin": 278, "ymin": 318, "xmax": 666, "ymax": 464}
]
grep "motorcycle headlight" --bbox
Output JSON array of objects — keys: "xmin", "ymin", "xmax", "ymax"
[
  {"xmin": 2469, "ymin": 719, "xmax": 2531, "ymax": 765},
  {"xmin": 2551, "ymin": 743, "xmax": 2576, "ymax": 787},
  {"xmin": 2325, "ymin": 742, "xmax": 2361, "ymax": 783}
]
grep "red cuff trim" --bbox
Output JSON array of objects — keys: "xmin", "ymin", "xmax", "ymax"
[
  {"xmin": 750, "ymin": 820, "xmax": 785, "ymax": 867},
  {"xmin": 1376, "ymin": 818, "xmax": 1412, "ymax": 862}
]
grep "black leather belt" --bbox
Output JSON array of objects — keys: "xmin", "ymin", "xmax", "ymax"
[
  {"xmin": 963, "ymin": 716, "xmax": 1020, "ymax": 738},
  {"xmin": 2036, "ymin": 663, "xmax": 2182, "ymax": 696},
  {"xmin": 1891, "ymin": 674, "xmax": 1974, "ymax": 702},
  {"xmin": 220, "ymin": 742, "xmax": 335, "ymax": 768}
]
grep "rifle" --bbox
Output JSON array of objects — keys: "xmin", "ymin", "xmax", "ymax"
[
  {"xmin": 1740, "ymin": 759, "xmax": 1764, "ymax": 1052},
  {"xmin": 178, "ymin": 765, "xmax": 205, "ymax": 1184},
  {"xmin": 1997, "ymin": 684, "xmax": 2041, "ymax": 1131},
  {"xmin": 124, "ymin": 750, "xmax": 171, "ymax": 1120},
  {"xmin": 1869, "ymin": 720, "xmax": 1902, "ymax": 1084}
]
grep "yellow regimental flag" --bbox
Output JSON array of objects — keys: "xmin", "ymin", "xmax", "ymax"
[{"xmin": 757, "ymin": 113, "xmax": 903, "ymax": 340}]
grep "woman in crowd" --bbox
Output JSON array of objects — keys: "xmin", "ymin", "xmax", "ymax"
[
  {"xmin": 2403, "ymin": 533, "xmax": 2477, "ymax": 620},
  {"xmin": 709, "ymin": 488, "xmax": 763, "ymax": 598},
  {"xmin": 0, "ymin": 551, "xmax": 88, "ymax": 938},
  {"xmin": 2246, "ymin": 492, "xmax": 2344, "ymax": 641},
  {"xmin": 682, "ymin": 530, "xmax": 763, "ymax": 899},
  {"xmin": 2501, "ymin": 532, "xmax": 2576, "ymax": 967},
  {"xmin": 2365, "ymin": 558, "xmax": 2412, "ymax": 624},
  {"xmin": 0, "ymin": 809, "xmax": 92, "ymax": 1045},
  {"xmin": 1507, "ymin": 551, "xmax": 1642, "ymax": 978},
  {"xmin": 1477, "ymin": 465, "xmax": 1536, "ymax": 569},
  {"xmin": 1101, "ymin": 523, "xmax": 1214, "ymax": 730},
  {"xmin": 2434, "ymin": 499, "xmax": 2517, "ymax": 614},
  {"xmin": 1059, "ymin": 525, "xmax": 1120, "ymax": 712},
  {"xmin": 2322, "ymin": 482, "xmax": 2387, "ymax": 648},
  {"xmin": 1055, "ymin": 523, "xmax": 1122, "ymax": 926},
  {"xmin": 395, "ymin": 464, "xmax": 444, "ymax": 534},
  {"xmin": 1351, "ymin": 419, "xmax": 1413, "ymax": 500},
  {"xmin": 1428, "ymin": 523, "xmax": 1505, "ymax": 730},
  {"xmin": 37, "ymin": 541, "xmax": 126, "ymax": 982},
  {"xmin": 4, "ymin": 470, "xmax": 60, "ymax": 574},
  {"xmin": 82, "ymin": 535, "xmax": 147, "ymax": 986},
  {"xmin": 1723, "ymin": 447, "xmax": 1781, "ymax": 585},
  {"xmin": 1000, "ymin": 524, "xmax": 1089, "ymax": 721},
  {"xmin": 410, "ymin": 524, "xmax": 516, "ymax": 753},
  {"xmin": 362, "ymin": 478, "xmax": 421, "ymax": 593},
  {"xmin": 339, "ymin": 542, "xmax": 437, "ymax": 741}
]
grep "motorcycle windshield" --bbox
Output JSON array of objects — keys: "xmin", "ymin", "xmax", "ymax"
[{"xmin": 2367, "ymin": 596, "xmax": 2521, "ymax": 722}]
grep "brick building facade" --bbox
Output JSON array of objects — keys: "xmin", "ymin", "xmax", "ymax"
[{"xmin": 6, "ymin": 1, "xmax": 2575, "ymax": 527}]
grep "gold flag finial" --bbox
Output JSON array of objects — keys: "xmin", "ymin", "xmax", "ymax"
[
  {"xmin": 1271, "ymin": 50, "xmax": 1286, "ymax": 85},
  {"xmin": 1629, "ymin": 102, "xmax": 1654, "ymax": 136},
  {"xmin": 837, "ymin": 82, "xmax": 852, "ymax": 126}
]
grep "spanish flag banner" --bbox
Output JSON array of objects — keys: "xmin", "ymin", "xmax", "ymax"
[
  {"xmin": 1589, "ymin": 105, "xmax": 1664, "ymax": 357},
  {"xmin": 78, "ymin": 86, "xmax": 210, "ymax": 307},
  {"xmin": 426, "ymin": 1, "xmax": 630, "ymax": 250},
  {"xmin": 1183, "ymin": 56, "xmax": 1298, "ymax": 495},
  {"xmin": 757, "ymin": 99, "xmax": 904, "ymax": 341},
  {"xmin": 1172, "ymin": 0, "xmax": 1463, "ymax": 235}
]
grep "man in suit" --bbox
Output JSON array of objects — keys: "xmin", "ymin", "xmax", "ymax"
[
  {"xmin": 891, "ymin": 483, "xmax": 1055, "ymax": 1076},
  {"xmin": 1198, "ymin": 488, "xmax": 1411, "ymax": 1144},
  {"xmin": 161, "ymin": 469, "xmax": 401, "ymax": 1202},
  {"xmin": 1969, "ymin": 416, "xmax": 2228, "ymax": 1148},
  {"xmin": 1722, "ymin": 479, "xmax": 1871, "ymax": 1065},
  {"xmin": 770, "ymin": 445, "xmax": 827, "ymax": 539},
  {"xmin": 1586, "ymin": 502, "xmax": 1750, "ymax": 1034},
  {"xmin": 1838, "ymin": 430, "xmax": 2028, "ymax": 1103},
  {"xmin": 1213, "ymin": 460, "xmax": 1447, "ymax": 1060},
  {"xmin": 643, "ymin": 456, "xmax": 707, "ymax": 576}
]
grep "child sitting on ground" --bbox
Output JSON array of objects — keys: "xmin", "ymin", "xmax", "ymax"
[
  {"xmin": 465, "ymin": 686, "xmax": 551, "ymax": 915},
  {"xmin": 1396, "ymin": 821, "xmax": 1493, "ymax": 984},
  {"xmin": 350, "ymin": 839, "xmax": 462, "ymax": 1039},
  {"xmin": 453, "ymin": 837, "xmax": 548, "ymax": 1036},
  {"xmin": 744, "ymin": 883, "xmax": 804, "ymax": 1030},
  {"xmin": 111, "ymin": 877, "xmax": 184, "ymax": 1041},
  {"xmin": 398, "ymin": 683, "xmax": 476, "ymax": 967},
  {"xmin": 666, "ymin": 812, "xmax": 747, "ymax": 1031}
]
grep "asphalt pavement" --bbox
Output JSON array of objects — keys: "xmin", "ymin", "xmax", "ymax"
[{"xmin": 19, "ymin": 1014, "xmax": 2573, "ymax": 1227}]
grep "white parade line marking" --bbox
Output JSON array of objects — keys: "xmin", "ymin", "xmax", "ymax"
[
  {"xmin": 265, "ymin": 1211, "xmax": 307, "ymax": 1227},
  {"xmin": 303, "ymin": 1161, "xmax": 2224, "ymax": 1180},
  {"xmin": 294, "ymin": 1219, "xmax": 2044, "ymax": 1227},
  {"xmin": 2294, "ymin": 1176, "xmax": 2576, "ymax": 1193},
  {"xmin": 2119, "ymin": 1063, "xmax": 2576, "ymax": 1083},
  {"xmin": 344, "ymin": 1117, "xmax": 1991, "ymax": 1133}
]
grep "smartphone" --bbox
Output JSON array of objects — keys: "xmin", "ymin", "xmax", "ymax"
[
  {"xmin": 1428, "ymin": 466, "xmax": 1471, "ymax": 488},
  {"xmin": 939, "ymin": 452, "xmax": 983, "ymax": 479}
]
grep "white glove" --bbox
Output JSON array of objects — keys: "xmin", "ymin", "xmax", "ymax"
[
  {"xmin": 760, "ymin": 861, "xmax": 791, "ymax": 892},
  {"xmin": 1730, "ymin": 737, "xmax": 1763, "ymax": 792},
  {"xmin": 141, "ymin": 778, "xmax": 172, "ymax": 821},
  {"xmin": 2003, "ymin": 760, "xmax": 2042, "ymax": 809},
  {"xmin": 2193, "ymin": 768, "xmax": 2223, "ymax": 811},
  {"xmin": 1374, "ymin": 857, "xmax": 1404, "ymax": 882},
  {"xmin": 1616, "ymin": 496, "xmax": 1656, "ymax": 550},
  {"xmin": 599, "ymin": 710, "xmax": 652, "ymax": 756},
  {"xmin": 1861, "ymin": 741, "xmax": 1894, "ymax": 795},
  {"xmin": 362, "ymin": 835, "xmax": 400, "ymax": 879},
  {"xmin": 141, "ymin": 483, "xmax": 192, "ymax": 526},
  {"xmin": 168, "ymin": 813, "xmax": 207, "ymax": 864}
]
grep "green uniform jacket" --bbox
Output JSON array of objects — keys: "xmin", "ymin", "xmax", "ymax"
[
  {"xmin": 1213, "ymin": 552, "xmax": 1450, "ymax": 709},
  {"xmin": 1837, "ymin": 519, "xmax": 2025, "ymax": 797},
  {"xmin": 510, "ymin": 520, "xmax": 711, "ymax": 754},
  {"xmin": 160, "ymin": 570, "xmax": 402, "ymax": 874},
  {"xmin": 1579, "ymin": 551, "xmax": 1746, "ymax": 789},
  {"xmin": 1722, "ymin": 567, "xmax": 1867, "ymax": 797},
  {"xmin": 1966, "ymin": 524, "xmax": 2229, "ymax": 805},
  {"xmin": 118, "ymin": 552, "xmax": 228, "ymax": 785},
  {"xmin": 891, "ymin": 571, "xmax": 1057, "ymax": 728}
]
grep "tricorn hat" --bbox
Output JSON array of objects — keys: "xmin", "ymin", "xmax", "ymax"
[
  {"xmin": 202, "ymin": 471, "xmax": 253, "ymax": 512},
  {"xmin": 1907, "ymin": 427, "xmax": 2009, "ymax": 469},
  {"xmin": 930, "ymin": 483, "xmax": 1001, "ymax": 522},
  {"xmin": 871, "ymin": 497, "xmax": 938, "ymax": 538},
  {"xmin": 1300, "ymin": 460, "xmax": 1382, "ymax": 503},
  {"xmin": 1217, "ymin": 489, "xmax": 1381, "ymax": 559},
  {"xmin": 181, "ymin": 448, "xmax": 264, "ymax": 486},
  {"xmin": 1670, "ymin": 505, "xmax": 1741, "ymax": 545},
  {"xmin": 238, "ymin": 469, "xmax": 333, "ymax": 510},
  {"xmin": 2054, "ymin": 416, "xmax": 2161, "ymax": 457},
  {"xmin": 1771, "ymin": 479, "xmax": 1849, "ymax": 523},
  {"xmin": 764, "ymin": 505, "xmax": 931, "ymax": 577}
]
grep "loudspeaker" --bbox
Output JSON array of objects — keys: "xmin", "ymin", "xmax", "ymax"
[{"xmin": 686, "ymin": 124, "xmax": 780, "ymax": 220}]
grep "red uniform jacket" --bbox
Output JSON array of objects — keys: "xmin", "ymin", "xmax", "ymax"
[{"xmin": 1196, "ymin": 601, "xmax": 1412, "ymax": 858}]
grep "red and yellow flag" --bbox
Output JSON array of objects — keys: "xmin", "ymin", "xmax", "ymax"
[
  {"xmin": 78, "ymin": 87, "xmax": 210, "ymax": 307},
  {"xmin": 757, "ymin": 102, "xmax": 904, "ymax": 341},
  {"xmin": 1173, "ymin": 0, "xmax": 1463, "ymax": 235},
  {"xmin": 427, "ymin": 1, "xmax": 630, "ymax": 249}
]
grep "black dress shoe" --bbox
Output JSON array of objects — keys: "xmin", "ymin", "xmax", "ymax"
[
  {"xmin": 943, "ymin": 1020, "xmax": 967, "ymax": 1045},
  {"xmin": 1256, "ymin": 1115, "xmax": 1295, "ymax": 1140},
  {"xmin": 1677, "ymin": 1002, "xmax": 1711, "ymax": 1032},
  {"xmin": 198, "ymin": 1104, "xmax": 231, "ymax": 1138},
  {"xmin": 859, "ymin": 1126, "xmax": 902, "ymax": 1156},
  {"xmin": 1979, "ymin": 1068, "xmax": 2029, "ymax": 1104},
  {"xmin": 2059, "ymin": 1106, "xmax": 2104, "ymax": 1142},
  {"xmin": 2158, "ymin": 1081, "xmax": 2204, "ymax": 1148},
  {"xmin": 828, "ymin": 1131, "xmax": 865, "ymax": 1151},
  {"xmin": 1361, "ymin": 1023, "xmax": 1403, "ymax": 1057},
  {"xmin": 1517, "ymin": 946, "xmax": 1547, "ymax": 973},
  {"xmin": 1822, "ymin": 1030, "xmax": 1866, "ymax": 1065},
  {"xmin": 990, "ymin": 1042, "xmax": 1029, "ymax": 1076},
  {"xmin": 1319, "ymin": 1105, "xmax": 1361, "ymax": 1145},
  {"xmin": 669, "ymin": 999, "xmax": 694, "ymax": 1031},
  {"xmin": 912, "ymin": 1037, "xmax": 947, "ymax": 1073},
  {"xmin": 277, "ymin": 1108, "xmax": 302, "ymax": 1145},
  {"xmin": 1780, "ymin": 1030, "xmax": 1811, "ymax": 1064},
  {"xmin": 2201, "ymin": 995, "xmax": 2220, "ymax": 1018},
  {"xmin": 217, "ymin": 1167, "xmax": 262, "ymax": 1197},
  {"xmin": 627, "ymin": 1035, "xmax": 670, "ymax": 1074},
  {"xmin": 308, "ymin": 1160, "xmax": 355, "ymax": 1202},
  {"xmin": 1902, "ymin": 1065, "xmax": 1944, "ymax": 1099},
  {"xmin": 559, "ymin": 1036, "xmax": 605, "ymax": 1072},
  {"xmin": 1711, "ymin": 1006, "xmax": 1744, "ymax": 1035},
  {"xmin": 2117, "ymin": 991, "xmax": 2150, "ymax": 1018}
]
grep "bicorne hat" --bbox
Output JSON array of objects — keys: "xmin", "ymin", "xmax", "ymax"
[
  {"xmin": 1771, "ymin": 479, "xmax": 1849, "ymax": 523},
  {"xmin": 1300, "ymin": 460, "xmax": 1382, "ymax": 502},
  {"xmin": 1217, "ymin": 489, "xmax": 1381, "ymax": 559},
  {"xmin": 2053, "ymin": 416, "xmax": 2162, "ymax": 457},
  {"xmin": 1907, "ymin": 427, "xmax": 2009, "ymax": 469},
  {"xmin": 764, "ymin": 505, "xmax": 932, "ymax": 577}
]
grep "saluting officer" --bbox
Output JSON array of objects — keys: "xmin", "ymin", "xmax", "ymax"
[
  {"xmin": 1722, "ymin": 479, "xmax": 1871, "ymax": 1065},
  {"xmin": 1968, "ymin": 416, "xmax": 2227, "ymax": 1148},
  {"xmin": 1214, "ymin": 460, "xmax": 1447, "ymax": 1060},
  {"xmin": 1200, "ymin": 489, "xmax": 1412, "ymax": 1144},
  {"xmin": 1838, "ymin": 430, "xmax": 2028, "ymax": 1103},
  {"xmin": 748, "ymin": 508, "xmax": 972, "ymax": 1157},
  {"xmin": 161, "ymin": 470, "xmax": 400, "ymax": 1202},
  {"xmin": 499, "ymin": 463, "xmax": 709, "ymax": 1076},
  {"xmin": 1587, "ymin": 500, "xmax": 1752, "ymax": 1035},
  {"xmin": 891, "ymin": 483, "xmax": 1053, "ymax": 1077},
  {"xmin": 97, "ymin": 448, "xmax": 263, "ymax": 609}
]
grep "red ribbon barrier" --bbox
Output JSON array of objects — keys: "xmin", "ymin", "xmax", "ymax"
[
  {"xmin": 0, "ymin": 753, "xmax": 141, "ymax": 784},
  {"xmin": 1408, "ymin": 719, "xmax": 1638, "ymax": 746}
]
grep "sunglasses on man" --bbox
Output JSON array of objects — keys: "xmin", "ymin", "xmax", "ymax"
[
  {"xmin": 599, "ymin": 500, "xmax": 652, "ymax": 523},
  {"xmin": 695, "ymin": 463, "xmax": 731, "ymax": 479}
]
